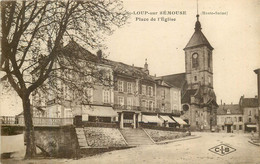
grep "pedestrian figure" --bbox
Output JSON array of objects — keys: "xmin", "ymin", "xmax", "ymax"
[{"xmin": 251, "ymin": 130, "xmax": 255, "ymax": 139}]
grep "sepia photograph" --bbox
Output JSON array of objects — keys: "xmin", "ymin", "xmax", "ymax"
[{"xmin": 1, "ymin": 0, "xmax": 260, "ymax": 163}]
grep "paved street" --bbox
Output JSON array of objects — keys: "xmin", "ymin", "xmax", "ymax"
[{"xmin": 2, "ymin": 132, "xmax": 260, "ymax": 164}]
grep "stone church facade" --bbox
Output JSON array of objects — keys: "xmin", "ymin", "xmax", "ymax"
[{"xmin": 160, "ymin": 14, "xmax": 218, "ymax": 131}]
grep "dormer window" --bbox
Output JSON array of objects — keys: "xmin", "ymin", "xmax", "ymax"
[
  {"xmin": 192, "ymin": 53, "xmax": 199, "ymax": 68},
  {"xmin": 227, "ymin": 109, "xmax": 231, "ymax": 114},
  {"xmin": 194, "ymin": 76, "xmax": 197, "ymax": 81}
]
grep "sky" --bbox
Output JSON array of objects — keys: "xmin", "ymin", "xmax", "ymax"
[
  {"xmin": 105, "ymin": 0, "xmax": 260, "ymax": 105},
  {"xmin": 1, "ymin": 0, "xmax": 260, "ymax": 116}
]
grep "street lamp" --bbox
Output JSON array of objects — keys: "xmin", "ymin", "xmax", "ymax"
[{"xmin": 254, "ymin": 68, "xmax": 260, "ymax": 138}]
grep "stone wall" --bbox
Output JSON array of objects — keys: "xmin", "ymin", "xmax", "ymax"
[
  {"xmin": 144, "ymin": 128, "xmax": 190, "ymax": 142},
  {"xmin": 35, "ymin": 125, "xmax": 79, "ymax": 158},
  {"xmin": 84, "ymin": 127, "xmax": 127, "ymax": 148}
]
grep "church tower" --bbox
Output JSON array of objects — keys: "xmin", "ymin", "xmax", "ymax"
[{"xmin": 181, "ymin": 14, "xmax": 218, "ymax": 131}]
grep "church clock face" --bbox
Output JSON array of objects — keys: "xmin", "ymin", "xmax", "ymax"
[
  {"xmin": 192, "ymin": 53, "xmax": 199, "ymax": 68},
  {"xmin": 192, "ymin": 53, "xmax": 198, "ymax": 59}
]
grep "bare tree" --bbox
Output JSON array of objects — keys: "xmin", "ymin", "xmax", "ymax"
[{"xmin": 1, "ymin": 0, "xmax": 128, "ymax": 159}]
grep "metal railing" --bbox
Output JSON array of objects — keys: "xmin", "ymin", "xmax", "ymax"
[
  {"xmin": 0, "ymin": 116, "xmax": 73, "ymax": 126},
  {"xmin": 113, "ymin": 104, "xmax": 157, "ymax": 112},
  {"xmin": 0, "ymin": 116, "xmax": 16, "ymax": 125}
]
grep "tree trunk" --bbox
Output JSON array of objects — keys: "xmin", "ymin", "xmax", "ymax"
[{"xmin": 23, "ymin": 97, "xmax": 36, "ymax": 159}]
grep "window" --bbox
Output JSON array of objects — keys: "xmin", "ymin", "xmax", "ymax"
[
  {"xmin": 222, "ymin": 126, "xmax": 225, "ymax": 130},
  {"xmin": 127, "ymin": 97, "xmax": 133, "ymax": 106},
  {"xmin": 233, "ymin": 117, "xmax": 237, "ymax": 122},
  {"xmin": 208, "ymin": 76, "xmax": 211, "ymax": 85},
  {"xmin": 127, "ymin": 82, "xmax": 133, "ymax": 93},
  {"xmin": 148, "ymin": 101, "xmax": 153, "ymax": 110},
  {"xmin": 239, "ymin": 125, "xmax": 242, "ymax": 130},
  {"xmin": 65, "ymin": 108, "xmax": 73, "ymax": 118},
  {"xmin": 174, "ymin": 92, "xmax": 178, "ymax": 100},
  {"xmin": 118, "ymin": 96, "xmax": 124, "ymax": 106},
  {"xmin": 64, "ymin": 85, "xmax": 70, "ymax": 100},
  {"xmin": 239, "ymin": 117, "xmax": 243, "ymax": 122},
  {"xmin": 192, "ymin": 53, "xmax": 199, "ymax": 68},
  {"xmin": 146, "ymin": 100, "xmax": 149, "ymax": 108},
  {"xmin": 161, "ymin": 89, "xmax": 165, "ymax": 99},
  {"xmin": 142, "ymin": 85, "xmax": 146, "ymax": 95},
  {"xmin": 249, "ymin": 117, "xmax": 252, "ymax": 123},
  {"xmin": 233, "ymin": 125, "xmax": 236, "ymax": 130},
  {"xmin": 249, "ymin": 110, "xmax": 252, "ymax": 116},
  {"xmin": 194, "ymin": 76, "xmax": 197, "ymax": 81},
  {"xmin": 118, "ymin": 81, "xmax": 124, "ymax": 92},
  {"xmin": 141, "ymin": 99, "xmax": 146, "ymax": 107},
  {"xmin": 85, "ymin": 88, "xmax": 93, "ymax": 103},
  {"xmin": 161, "ymin": 103, "xmax": 165, "ymax": 111},
  {"xmin": 103, "ymin": 90, "xmax": 110, "ymax": 103},
  {"xmin": 148, "ymin": 86, "xmax": 153, "ymax": 96},
  {"xmin": 208, "ymin": 53, "xmax": 211, "ymax": 68}
]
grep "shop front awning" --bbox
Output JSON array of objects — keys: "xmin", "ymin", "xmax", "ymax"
[
  {"xmin": 83, "ymin": 105, "xmax": 118, "ymax": 117},
  {"xmin": 246, "ymin": 124, "xmax": 257, "ymax": 128},
  {"xmin": 160, "ymin": 115, "xmax": 176, "ymax": 123},
  {"xmin": 142, "ymin": 115, "xmax": 163, "ymax": 123},
  {"xmin": 172, "ymin": 117, "xmax": 187, "ymax": 125}
]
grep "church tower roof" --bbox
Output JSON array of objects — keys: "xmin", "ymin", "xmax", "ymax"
[{"xmin": 184, "ymin": 14, "xmax": 213, "ymax": 50}]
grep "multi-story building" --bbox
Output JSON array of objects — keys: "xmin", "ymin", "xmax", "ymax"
[
  {"xmin": 217, "ymin": 104, "xmax": 244, "ymax": 133},
  {"xmin": 104, "ymin": 58, "xmax": 179, "ymax": 128},
  {"xmin": 155, "ymin": 78, "xmax": 181, "ymax": 113},
  {"xmin": 31, "ymin": 40, "xmax": 185, "ymax": 128},
  {"xmin": 239, "ymin": 96, "xmax": 259, "ymax": 132}
]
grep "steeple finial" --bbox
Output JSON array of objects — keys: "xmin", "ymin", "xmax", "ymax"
[
  {"xmin": 195, "ymin": 0, "xmax": 201, "ymax": 31},
  {"xmin": 197, "ymin": 0, "xmax": 199, "ymax": 15}
]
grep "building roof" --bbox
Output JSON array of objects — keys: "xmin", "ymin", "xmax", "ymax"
[
  {"xmin": 182, "ymin": 89, "xmax": 197, "ymax": 104},
  {"xmin": 61, "ymin": 41, "xmax": 154, "ymax": 82},
  {"xmin": 61, "ymin": 40, "xmax": 98, "ymax": 62},
  {"xmin": 104, "ymin": 60, "xmax": 154, "ymax": 81},
  {"xmin": 159, "ymin": 73, "xmax": 186, "ymax": 89},
  {"xmin": 184, "ymin": 15, "xmax": 213, "ymax": 50},
  {"xmin": 217, "ymin": 104, "xmax": 242, "ymax": 115},
  {"xmin": 240, "ymin": 97, "xmax": 258, "ymax": 108},
  {"xmin": 154, "ymin": 77, "xmax": 176, "ymax": 88}
]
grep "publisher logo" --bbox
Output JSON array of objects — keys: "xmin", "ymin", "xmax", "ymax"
[{"xmin": 209, "ymin": 144, "xmax": 236, "ymax": 156}]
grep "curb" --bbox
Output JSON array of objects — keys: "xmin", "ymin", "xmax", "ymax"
[
  {"xmin": 156, "ymin": 135, "xmax": 201, "ymax": 145},
  {"xmin": 142, "ymin": 128, "xmax": 156, "ymax": 144},
  {"xmin": 248, "ymin": 140, "xmax": 260, "ymax": 147}
]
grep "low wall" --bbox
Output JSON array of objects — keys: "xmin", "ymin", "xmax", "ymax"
[
  {"xmin": 84, "ymin": 127, "xmax": 127, "ymax": 148},
  {"xmin": 144, "ymin": 128, "xmax": 190, "ymax": 142},
  {"xmin": 140, "ymin": 123, "xmax": 188, "ymax": 132},
  {"xmin": 83, "ymin": 122, "xmax": 119, "ymax": 128},
  {"xmin": 34, "ymin": 125, "xmax": 79, "ymax": 158}
]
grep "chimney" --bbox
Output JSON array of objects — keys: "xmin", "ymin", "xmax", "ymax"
[
  {"xmin": 144, "ymin": 58, "xmax": 149, "ymax": 75},
  {"xmin": 224, "ymin": 103, "xmax": 226, "ymax": 106},
  {"xmin": 221, "ymin": 99, "xmax": 222, "ymax": 105},
  {"xmin": 231, "ymin": 102, "xmax": 233, "ymax": 105},
  {"xmin": 97, "ymin": 50, "xmax": 102, "ymax": 61},
  {"xmin": 255, "ymin": 95, "xmax": 258, "ymax": 99}
]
